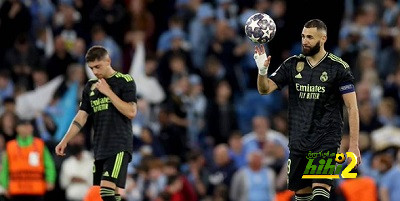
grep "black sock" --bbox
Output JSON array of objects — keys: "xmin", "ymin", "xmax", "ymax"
[
  {"xmin": 100, "ymin": 186, "xmax": 116, "ymax": 201},
  {"xmin": 295, "ymin": 193, "xmax": 313, "ymax": 201},
  {"xmin": 312, "ymin": 187, "xmax": 330, "ymax": 201},
  {"xmin": 115, "ymin": 193, "xmax": 121, "ymax": 201}
]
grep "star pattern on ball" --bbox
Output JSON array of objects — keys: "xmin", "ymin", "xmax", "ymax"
[
  {"xmin": 248, "ymin": 19, "xmax": 260, "ymax": 42},
  {"xmin": 244, "ymin": 13, "xmax": 276, "ymax": 44}
]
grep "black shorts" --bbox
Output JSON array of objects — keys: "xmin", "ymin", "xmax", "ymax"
[
  {"xmin": 287, "ymin": 148, "xmax": 338, "ymax": 191},
  {"xmin": 93, "ymin": 151, "xmax": 131, "ymax": 188}
]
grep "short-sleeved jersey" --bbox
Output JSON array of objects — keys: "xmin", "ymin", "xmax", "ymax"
[
  {"xmin": 269, "ymin": 52, "xmax": 354, "ymax": 153},
  {"xmin": 80, "ymin": 72, "xmax": 137, "ymax": 160}
]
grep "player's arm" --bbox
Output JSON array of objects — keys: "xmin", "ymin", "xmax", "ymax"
[
  {"xmin": 96, "ymin": 78, "xmax": 137, "ymax": 119},
  {"xmin": 55, "ymin": 110, "xmax": 88, "ymax": 156},
  {"xmin": 342, "ymin": 91, "xmax": 361, "ymax": 165},
  {"xmin": 107, "ymin": 92, "xmax": 137, "ymax": 120},
  {"xmin": 255, "ymin": 45, "xmax": 278, "ymax": 94},
  {"xmin": 258, "ymin": 76, "xmax": 278, "ymax": 95}
]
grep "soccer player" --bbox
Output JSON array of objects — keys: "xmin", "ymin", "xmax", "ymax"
[
  {"xmin": 55, "ymin": 46, "xmax": 137, "ymax": 201},
  {"xmin": 254, "ymin": 19, "xmax": 361, "ymax": 201}
]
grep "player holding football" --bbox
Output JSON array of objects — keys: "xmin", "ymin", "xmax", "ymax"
[
  {"xmin": 55, "ymin": 46, "xmax": 137, "ymax": 201},
  {"xmin": 254, "ymin": 19, "xmax": 361, "ymax": 201}
]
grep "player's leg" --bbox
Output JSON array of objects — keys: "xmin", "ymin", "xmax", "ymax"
[
  {"xmin": 287, "ymin": 152, "xmax": 313, "ymax": 201},
  {"xmin": 100, "ymin": 180, "xmax": 117, "ymax": 201},
  {"xmin": 311, "ymin": 148, "xmax": 338, "ymax": 201},
  {"xmin": 114, "ymin": 152, "xmax": 131, "ymax": 201},
  {"xmin": 93, "ymin": 159, "xmax": 117, "ymax": 201},
  {"xmin": 295, "ymin": 187, "xmax": 313, "ymax": 201},
  {"xmin": 114, "ymin": 187, "xmax": 121, "ymax": 201},
  {"xmin": 99, "ymin": 151, "xmax": 131, "ymax": 201},
  {"xmin": 311, "ymin": 183, "xmax": 331, "ymax": 201},
  {"xmin": 98, "ymin": 152, "xmax": 123, "ymax": 201}
]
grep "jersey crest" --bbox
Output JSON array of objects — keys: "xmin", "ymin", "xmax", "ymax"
[
  {"xmin": 90, "ymin": 83, "xmax": 96, "ymax": 96},
  {"xmin": 296, "ymin": 62, "xmax": 304, "ymax": 72},
  {"xmin": 320, "ymin": 72, "xmax": 328, "ymax": 82}
]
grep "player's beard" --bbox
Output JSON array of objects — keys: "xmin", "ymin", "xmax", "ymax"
[{"xmin": 302, "ymin": 41, "xmax": 321, "ymax": 56}]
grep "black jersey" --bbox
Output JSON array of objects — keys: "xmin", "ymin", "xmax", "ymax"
[
  {"xmin": 80, "ymin": 72, "xmax": 137, "ymax": 160},
  {"xmin": 269, "ymin": 52, "xmax": 354, "ymax": 153}
]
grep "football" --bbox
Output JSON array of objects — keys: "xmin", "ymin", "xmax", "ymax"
[
  {"xmin": 245, "ymin": 13, "xmax": 276, "ymax": 44},
  {"xmin": 335, "ymin": 153, "xmax": 346, "ymax": 164}
]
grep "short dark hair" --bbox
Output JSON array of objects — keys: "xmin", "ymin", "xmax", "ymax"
[
  {"xmin": 164, "ymin": 155, "xmax": 181, "ymax": 169},
  {"xmin": 85, "ymin": 46, "xmax": 108, "ymax": 62},
  {"xmin": 167, "ymin": 174, "xmax": 180, "ymax": 185},
  {"xmin": 304, "ymin": 19, "xmax": 327, "ymax": 33},
  {"xmin": 187, "ymin": 150, "xmax": 202, "ymax": 161}
]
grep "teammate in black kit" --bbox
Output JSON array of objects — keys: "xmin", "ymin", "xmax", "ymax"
[
  {"xmin": 254, "ymin": 19, "xmax": 361, "ymax": 201},
  {"xmin": 55, "ymin": 46, "xmax": 137, "ymax": 201}
]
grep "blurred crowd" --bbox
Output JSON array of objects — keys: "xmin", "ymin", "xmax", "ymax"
[{"xmin": 0, "ymin": 0, "xmax": 400, "ymax": 200}]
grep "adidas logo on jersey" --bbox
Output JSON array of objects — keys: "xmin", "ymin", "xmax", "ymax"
[{"xmin": 295, "ymin": 73, "xmax": 302, "ymax": 79}]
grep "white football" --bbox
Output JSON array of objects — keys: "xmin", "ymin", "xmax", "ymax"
[{"xmin": 245, "ymin": 13, "xmax": 276, "ymax": 44}]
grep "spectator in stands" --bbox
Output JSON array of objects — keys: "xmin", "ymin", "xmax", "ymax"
[
  {"xmin": 165, "ymin": 174, "xmax": 185, "ymax": 201},
  {"xmin": 53, "ymin": 5, "xmax": 86, "ymax": 52},
  {"xmin": 21, "ymin": 0, "xmax": 54, "ymax": 39},
  {"xmin": 125, "ymin": 0, "xmax": 155, "ymax": 50},
  {"xmin": 230, "ymin": 151, "xmax": 276, "ymax": 201},
  {"xmin": 133, "ymin": 127, "xmax": 165, "ymax": 157},
  {"xmin": 159, "ymin": 53, "xmax": 189, "ymax": 95},
  {"xmin": 0, "ymin": 70, "xmax": 14, "ymax": 103},
  {"xmin": 59, "ymin": 132, "xmax": 93, "ymax": 201},
  {"xmin": 1, "ymin": 98, "xmax": 16, "ymax": 115},
  {"xmin": 189, "ymin": 3, "xmax": 215, "ymax": 70},
  {"xmin": 372, "ymin": 147, "xmax": 400, "ymax": 201},
  {"xmin": 377, "ymin": 97, "xmax": 400, "ymax": 127},
  {"xmin": 157, "ymin": 106, "xmax": 186, "ymax": 159},
  {"xmin": 202, "ymin": 56, "xmax": 226, "ymax": 100},
  {"xmin": 166, "ymin": 76, "xmax": 190, "ymax": 153},
  {"xmin": 206, "ymin": 80, "xmax": 238, "ymax": 145},
  {"xmin": 187, "ymin": 74, "xmax": 206, "ymax": 147},
  {"xmin": 0, "ymin": 111, "xmax": 18, "ymax": 143},
  {"xmin": 0, "ymin": 0, "xmax": 31, "ymax": 62},
  {"xmin": 228, "ymin": 131, "xmax": 246, "ymax": 168},
  {"xmin": 208, "ymin": 144, "xmax": 237, "ymax": 197},
  {"xmin": 383, "ymin": 66, "xmax": 400, "ymax": 114},
  {"xmin": 32, "ymin": 68, "xmax": 49, "ymax": 89},
  {"xmin": 378, "ymin": 33, "xmax": 400, "ymax": 80},
  {"xmin": 186, "ymin": 150, "xmax": 209, "ymax": 199},
  {"xmin": 4, "ymin": 34, "xmax": 43, "ymax": 88},
  {"xmin": 243, "ymin": 116, "xmax": 288, "ymax": 173},
  {"xmin": 157, "ymin": 15, "xmax": 187, "ymax": 57},
  {"xmin": 358, "ymin": 100, "xmax": 382, "ymax": 133},
  {"xmin": 45, "ymin": 35, "xmax": 76, "ymax": 79},
  {"xmin": 208, "ymin": 20, "xmax": 242, "ymax": 94},
  {"xmin": 163, "ymin": 156, "xmax": 197, "ymax": 201},
  {"xmin": 91, "ymin": 24, "xmax": 123, "ymax": 71},
  {"xmin": 90, "ymin": 0, "xmax": 126, "ymax": 45}
]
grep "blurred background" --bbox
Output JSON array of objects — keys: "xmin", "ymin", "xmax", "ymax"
[{"xmin": 0, "ymin": 0, "xmax": 400, "ymax": 200}]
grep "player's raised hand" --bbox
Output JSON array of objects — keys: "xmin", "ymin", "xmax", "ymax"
[
  {"xmin": 55, "ymin": 141, "xmax": 67, "ymax": 156},
  {"xmin": 254, "ymin": 44, "xmax": 271, "ymax": 75},
  {"xmin": 96, "ymin": 79, "xmax": 112, "ymax": 97}
]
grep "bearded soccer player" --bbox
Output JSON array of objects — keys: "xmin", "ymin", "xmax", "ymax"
[
  {"xmin": 254, "ymin": 19, "xmax": 361, "ymax": 201},
  {"xmin": 55, "ymin": 46, "xmax": 137, "ymax": 201}
]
